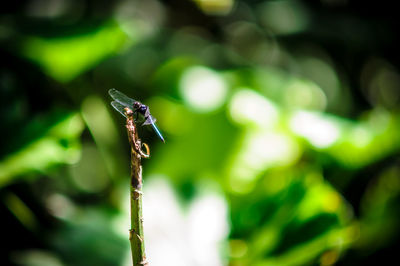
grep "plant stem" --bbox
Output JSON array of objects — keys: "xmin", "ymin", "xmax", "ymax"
[{"xmin": 125, "ymin": 108, "xmax": 149, "ymax": 266}]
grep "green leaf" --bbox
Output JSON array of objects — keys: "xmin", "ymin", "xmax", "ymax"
[
  {"xmin": 0, "ymin": 112, "xmax": 84, "ymax": 187},
  {"xmin": 21, "ymin": 22, "xmax": 128, "ymax": 82}
]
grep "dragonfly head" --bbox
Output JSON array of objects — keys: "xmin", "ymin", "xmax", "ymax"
[
  {"xmin": 133, "ymin": 102, "xmax": 141, "ymax": 110},
  {"xmin": 133, "ymin": 102, "xmax": 148, "ymax": 115}
]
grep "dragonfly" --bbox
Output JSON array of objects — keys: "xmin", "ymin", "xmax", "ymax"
[{"xmin": 108, "ymin": 88, "xmax": 165, "ymax": 143}]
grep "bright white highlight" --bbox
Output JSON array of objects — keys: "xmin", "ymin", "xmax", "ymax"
[
  {"xmin": 188, "ymin": 194, "xmax": 229, "ymax": 266},
  {"xmin": 229, "ymin": 89, "xmax": 279, "ymax": 128},
  {"xmin": 179, "ymin": 66, "xmax": 228, "ymax": 112},
  {"xmin": 140, "ymin": 178, "xmax": 228, "ymax": 266},
  {"xmin": 229, "ymin": 131, "xmax": 300, "ymax": 194},
  {"xmin": 242, "ymin": 132, "xmax": 297, "ymax": 169},
  {"xmin": 290, "ymin": 111, "xmax": 341, "ymax": 148}
]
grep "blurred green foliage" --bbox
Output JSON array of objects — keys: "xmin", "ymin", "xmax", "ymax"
[{"xmin": 1, "ymin": 1, "xmax": 399, "ymax": 266}]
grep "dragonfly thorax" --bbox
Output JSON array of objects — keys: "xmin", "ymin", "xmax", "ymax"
[{"xmin": 133, "ymin": 102, "xmax": 148, "ymax": 115}]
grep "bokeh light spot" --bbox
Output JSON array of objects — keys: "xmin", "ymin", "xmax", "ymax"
[
  {"xmin": 243, "ymin": 131, "xmax": 298, "ymax": 169},
  {"xmin": 229, "ymin": 89, "xmax": 279, "ymax": 128},
  {"xmin": 228, "ymin": 130, "xmax": 300, "ymax": 194},
  {"xmin": 322, "ymin": 191, "xmax": 341, "ymax": 213},
  {"xmin": 193, "ymin": 0, "xmax": 234, "ymax": 15},
  {"xmin": 350, "ymin": 126, "xmax": 372, "ymax": 148},
  {"xmin": 180, "ymin": 66, "xmax": 228, "ymax": 112},
  {"xmin": 229, "ymin": 239, "xmax": 248, "ymax": 258},
  {"xmin": 320, "ymin": 250, "xmax": 339, "ymax": 266},
  {"xmin": 290, "ymin": 111, "xmax": 341, "ymax": 148},
  {"xmin": 284, "ymin": 79, "xmax": 327, "ymax": 110},
  {"xmin": 11, "ymin": 250, "xmax": 63, "ymax": 266},
  {"xmin": 361, "ymin": 57, "xmax": 400, "ymax": 108},
  {"xmin": 68, "ymin": 143, "xmax": 109, "ymax": 193},
  {"xmin": 46, "ymin": 193, "xmax": 76, "ymax": 220},
  {"xmin": 258, "ymin": 0, "xmax": 309, "ymax": 35},
  {"xmin": 299, "ymin": 56, "xmax": 340, "ymax": 107}
]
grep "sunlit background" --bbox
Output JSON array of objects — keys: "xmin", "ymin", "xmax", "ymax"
[{"xmin": 1, "ymin": 0, "xmax": 400, "ymax": 265}]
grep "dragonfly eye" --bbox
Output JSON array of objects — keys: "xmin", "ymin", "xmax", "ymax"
[{"xmin": 133, "ymin": 102, "xmax": 141, "ymax": 109}]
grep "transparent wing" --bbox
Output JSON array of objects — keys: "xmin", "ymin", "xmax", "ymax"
[
  {"xmin": 111, "ymin": 101, "xmax": 128, "ymax": 118},
  {"xmin": 142, "ymin": 115, "xmax": 156, "ymax": 125},
  {"xmin": 108, "ymin": 88, "xmax": 136, "ymax": 108}
]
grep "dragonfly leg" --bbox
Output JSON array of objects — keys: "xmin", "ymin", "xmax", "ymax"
[{"xmin": 133, "ymin": 110, "xmax": 139, "ymax": 121}]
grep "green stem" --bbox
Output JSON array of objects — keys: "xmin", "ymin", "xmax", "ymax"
[{"xmin": 125, "ymin": 109, "xmax": 149, "ymax": 266}]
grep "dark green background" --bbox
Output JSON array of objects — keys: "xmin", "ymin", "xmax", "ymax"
[{"xmin": 1, "ymin": 1, "xmax": 399, "ymax": 265}]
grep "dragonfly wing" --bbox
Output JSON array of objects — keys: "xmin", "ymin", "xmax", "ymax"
[
  {"xmin": 142, "ymin": 115, "xmax": 156, "ymax": 125},
  {"xmin": 108, "ymin": 88, "xmax": 135, "ymax": 108},
  {"xmin": 144, "ymin": 108, "xmax": 151, "ymax": 117},
  {"xmin": 111, "ymin": 101, "xmax": 128, "ymax": 118}
]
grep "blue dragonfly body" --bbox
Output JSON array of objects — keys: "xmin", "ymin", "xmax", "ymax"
[{"xmin": 108, "ymin": 88, "xmax": 165, "ymax": 142}]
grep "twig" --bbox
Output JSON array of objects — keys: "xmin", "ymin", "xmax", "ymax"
[{"xmin": 124, "ymin": 107, "xmax": 150, "ymax": 266}]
